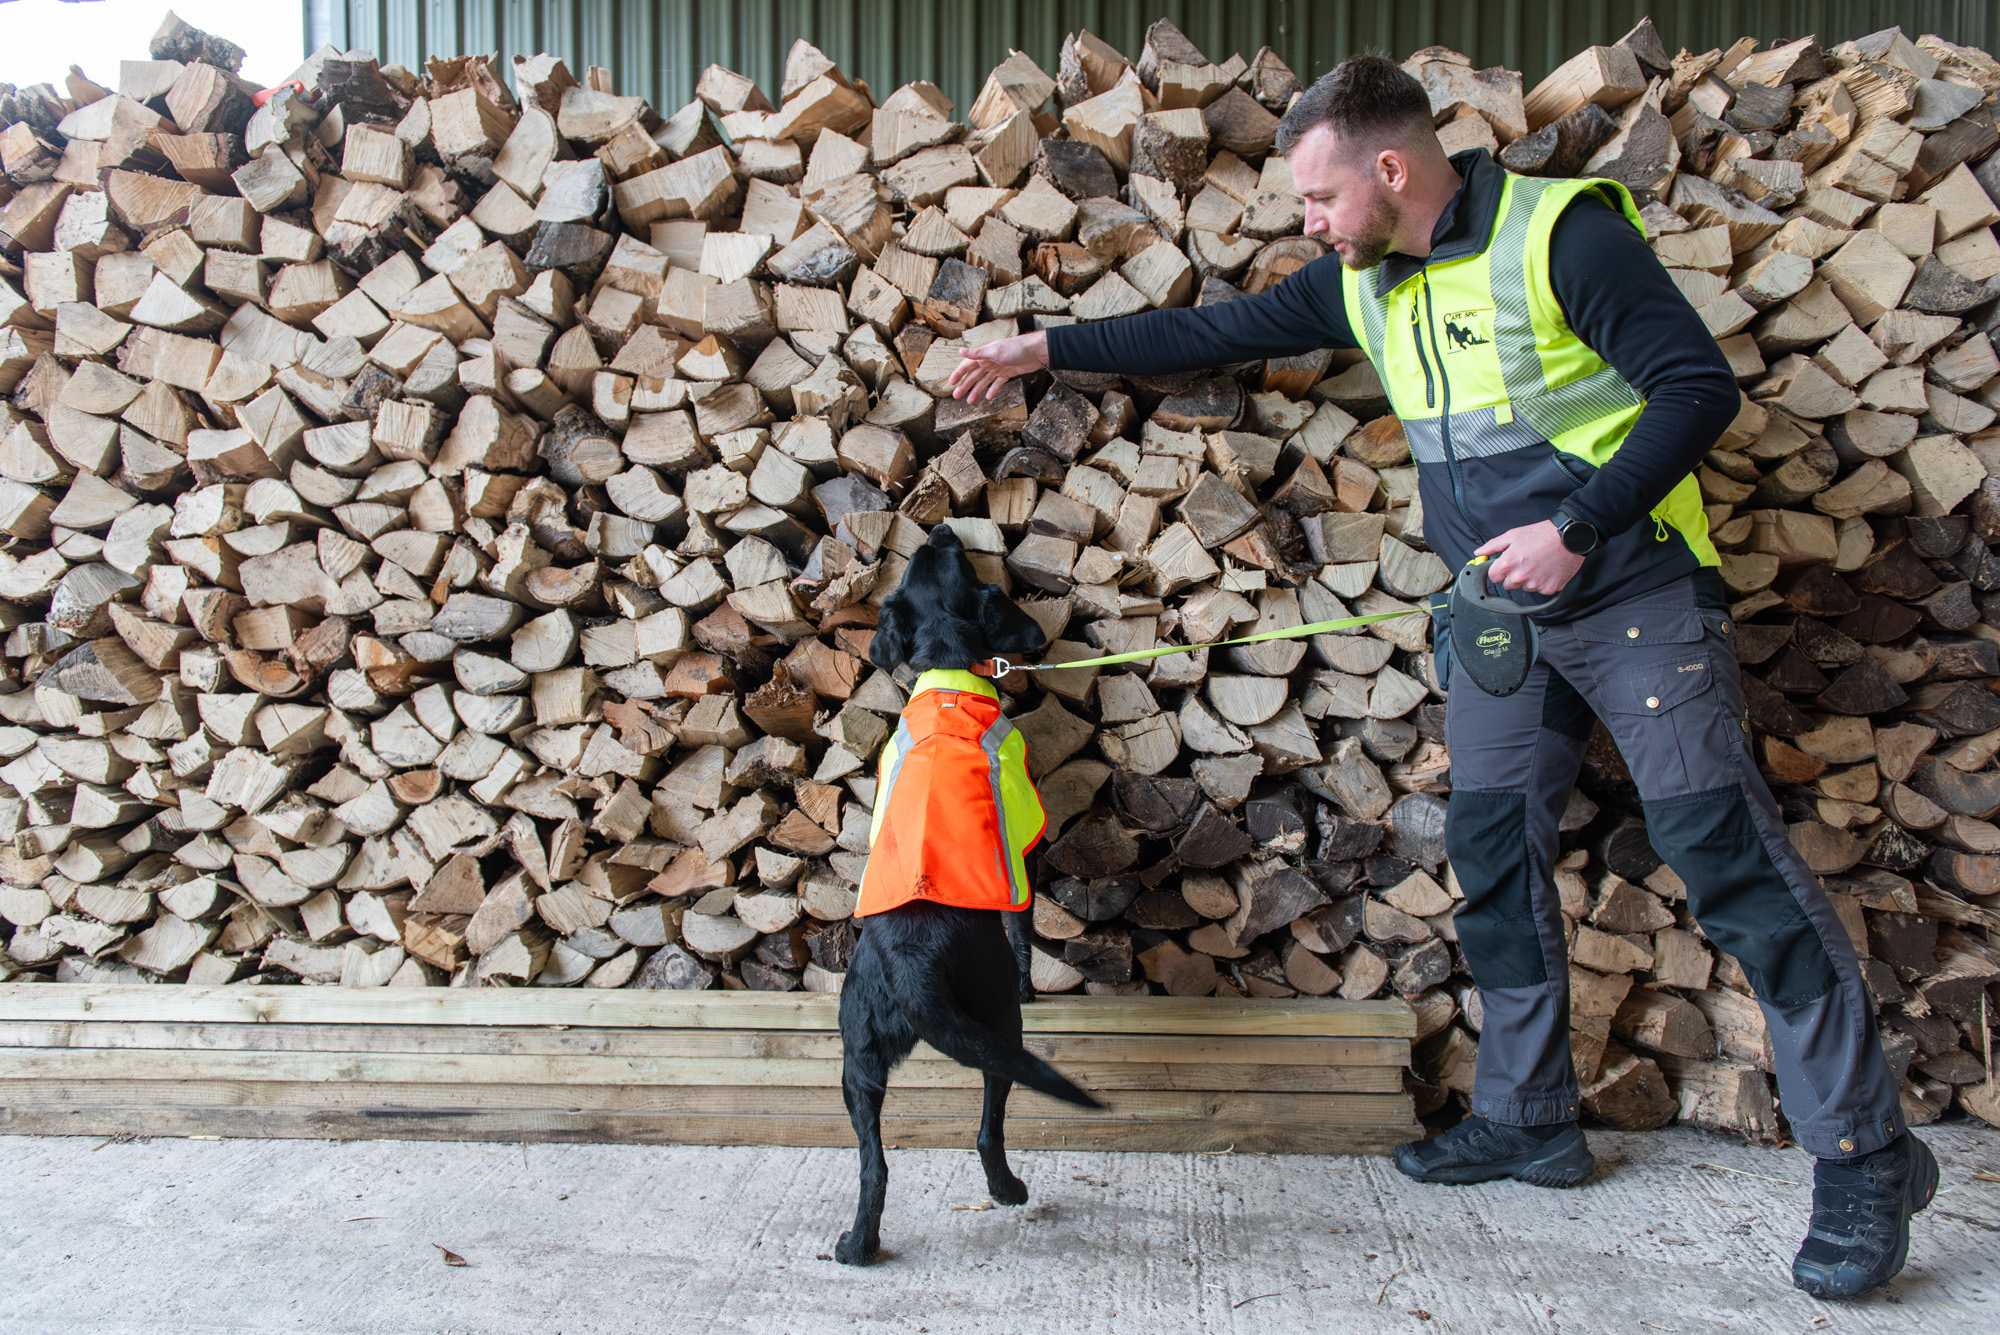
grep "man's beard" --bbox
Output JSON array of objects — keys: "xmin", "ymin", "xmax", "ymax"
[{"xmin": 1336, "ymin": 191, "xmax": 1401, "ymax": 270}]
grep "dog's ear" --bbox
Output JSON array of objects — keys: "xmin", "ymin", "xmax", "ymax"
[
  {"xmin": 926, "ymin": 524, "xmax": 964, "ymax": 552},
  {"xmin": 870, "ymin": 600, "xmax": 912, "ymax": 672},
  {"xmin": 975, "ymin": 584, "xmax": 1048, "ymax": 656}
]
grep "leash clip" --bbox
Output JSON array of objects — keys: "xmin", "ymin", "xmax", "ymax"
[
  {"xmin": 989, "ymin": 657, "xmax": 1015, "ymax": 679},
  {"xmin": 253, "ymin": 79, "xmax": 307, "ymax": 108}
]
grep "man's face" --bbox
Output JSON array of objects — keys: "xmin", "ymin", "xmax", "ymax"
[{"xmin": 1291, "ymin": 125, "xmax": 1404, "ymax": 271}]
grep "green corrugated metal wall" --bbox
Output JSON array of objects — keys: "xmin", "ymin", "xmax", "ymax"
[{"xmin": 304, "ymin": 1, "xmax": 2000, "ymax": 116}]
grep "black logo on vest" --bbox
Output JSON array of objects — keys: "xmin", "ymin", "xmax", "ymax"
[{"xmin": 1442, "ymin": 309, "xmax": 1493, "ymax": 354}]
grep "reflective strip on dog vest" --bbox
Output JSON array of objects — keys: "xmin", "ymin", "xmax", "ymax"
[{"xmin": 856, "ymin": 670, "xmax": 1045, "ymax": 917}]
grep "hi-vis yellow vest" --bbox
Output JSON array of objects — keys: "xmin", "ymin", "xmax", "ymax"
[
  {"xmin": 857, "ymin": 670, "xmax": 1045, "ymax": 918},
  {"xmin": 1340, "ymin": 172, "xmax": 1718, "ymax": 566}
]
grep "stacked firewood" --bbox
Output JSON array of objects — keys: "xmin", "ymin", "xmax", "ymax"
[{"xmin": 0, "ymin": 11, "xmax": 1996, "ymax": 1138}]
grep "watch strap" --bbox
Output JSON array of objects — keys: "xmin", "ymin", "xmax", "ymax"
[{"xmin": 1552, "ymin": 508, "xmax": 1599, "ymax": 554}]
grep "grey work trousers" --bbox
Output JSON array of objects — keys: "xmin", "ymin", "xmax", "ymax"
[{"xmin": 1442, "ymin": 574, "xmax": 1905, "ymax": 1159}]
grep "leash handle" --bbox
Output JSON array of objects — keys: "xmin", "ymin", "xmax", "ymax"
[
  {"xmin": 1451, "ymin": 555, "xmax": 1562, "ymax": 615},
  {"xmin": 990, "ymin": 601, "xmax": 1445, "ymax": 678}
]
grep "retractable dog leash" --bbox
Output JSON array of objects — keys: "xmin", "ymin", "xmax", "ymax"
[
  {"xmin": 989, "ymin": 556, "xmax": 1557, "ymax": 698},
  {"xmin": 1443, "ymin": 555, "xmax": 1562, "ymax": 697}
]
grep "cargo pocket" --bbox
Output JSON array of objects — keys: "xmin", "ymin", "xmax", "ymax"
[
  {"xmin": 1598, "ymin": 650, "xmax": 1716, "ymax": 719},
  {"xmin": 1572, "ymin": 607, "xmax": 1704, "ymax": 648},
  {"xmin": 1593, "ymin": 648, "xmax": 1722, "ymax": 800}
]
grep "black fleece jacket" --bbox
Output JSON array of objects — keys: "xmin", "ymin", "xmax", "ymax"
[{"xmin": 1045, "ymin": 150, "xmax": 1741, "ymax": 549}]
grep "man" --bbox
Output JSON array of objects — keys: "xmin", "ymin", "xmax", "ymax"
[{"xmin": 950, "ymin": 54, "xmax": 1934, "ymax": 1299}]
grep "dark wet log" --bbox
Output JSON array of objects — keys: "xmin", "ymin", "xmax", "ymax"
[
  {"xmin": 1224, "ymin": 865, "xmax": 1327, "ymax": 947},
  {"xmin": 1175, "ymin": 803, "xmax": 1256, "ymax": 869},
  {"xmin": 1111, "ymin": 773, "xmax": 1201, "ymax": 833},
  {"xmin": 1763, "ymin": 646, "xmax": 1832, "ymax": 694},
  {"xmin": 1035, "ymin": 140, "xmax": 1120, "ymax": 200},
  {"xmin": 1045, "ymin": 818, "xmax": 1140, "ymax": 878},
  {"xmin": 1731, "ymin": 621, "xmax": 1793, "ymax": 664},
  {"xmin": 1497, "ymin": 103, "xmax": 1617, "ymax": 176},
  {"xmin": 1317, "ymin": 807, "xmax": 1386, "ymax": 862},
  {"xmin": 1817, "ymin": 660, "xmax": 1911, "ymax": 716},
  {"xmin": 1838, "ymin": 595, "xmax": 1924, "ymax": 645},
  {"xmin": 1852, "ymin": 542, "xmax": 1941, "ymax": 602},
  {"xmin": 1912, "ymin": 682, "xmax": 2000, "ymax": 737},
  {"xmin": 1779, "ymin": 563, "xmax": 1860, "ymax": 616},
  {"xmin": 1594, "ymin": 818, "xmax": 1662, "ymax": 883},
  {"xmin": 1150, "ymin": 376, "xmax": 1243, "ymax": 431},
  {"xmin": 1909, "ymin": 758, "xmax": 2000, "ymax": 819},
  {"xmin": 1063, "ymin": 925, "xmax": 1135, "ymax": 983},
  {"xmin": 1907, "ymin": 516, "xmax": 1971, "ymax": 559},
  {"xmin": 1046, "ymin": 874, "xmax": 1142, "ymax": 922}
]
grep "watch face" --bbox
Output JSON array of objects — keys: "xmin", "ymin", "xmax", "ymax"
[{"xmin": 1562, "ymin": 521, "xmax": 1599, "ymax": 554}]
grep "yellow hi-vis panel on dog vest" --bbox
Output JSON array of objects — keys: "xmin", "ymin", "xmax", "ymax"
[
  {"xmin": 856, "ymin": 670, "xmax": 1045, "ymax": 918},
  {"xmin": 1339, "ymin": 172, "xmax": 1718, "ymax": 568}
]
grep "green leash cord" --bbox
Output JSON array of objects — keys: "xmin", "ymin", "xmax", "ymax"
[{"xmin": 989, "ymin": 601, "xmax": 1449, "ymax": 678}]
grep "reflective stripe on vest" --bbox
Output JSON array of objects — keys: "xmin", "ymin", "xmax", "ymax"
[{"xmin": 1341, "ymin": 171, "xmax": 1717, "ymax": 565}]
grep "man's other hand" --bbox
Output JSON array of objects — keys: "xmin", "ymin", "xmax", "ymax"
[
  {"xmin": 1475, "ymin": 521, "xmax": 1586, "ymax": 596},
  {"xmin": 948, "ymin": 331, "xmax": 1049, "ymax": 401}
]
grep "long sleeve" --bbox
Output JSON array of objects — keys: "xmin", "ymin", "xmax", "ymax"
[
  {"xmin": 1545, "ymin": 196, "xmax": 1743, "ymax": 537},
  {"xmin": 1045, "ymin": 254, "xmax": 1360, "ymax": 376}
]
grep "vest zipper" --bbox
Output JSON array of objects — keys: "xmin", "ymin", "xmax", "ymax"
[
  {"xmin": 1417, "ymin": 271, "xmax": 1474, "ymax": 535},
  {"xmin": 1409, "ymin": 303, "xmax": 1436, "ymax": 410}
]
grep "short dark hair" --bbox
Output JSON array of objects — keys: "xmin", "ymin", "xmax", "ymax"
[{"xmin": 1274, "ymin": 54, "xmax": 1435, "ymax": 156}]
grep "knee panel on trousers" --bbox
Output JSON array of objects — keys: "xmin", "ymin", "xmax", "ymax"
[
  {"xmin": 1643, "ymin": 787, "xmax": 1838, "ymax": 1008},
  {"xmin": 1444, "ymin": 790, "xmax": 1548, "ymax": 989}
]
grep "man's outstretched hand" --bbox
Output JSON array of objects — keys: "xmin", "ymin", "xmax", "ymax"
[{"xmin": 948, "ymin": 331, "xmax": 1049, "ymax": 402}]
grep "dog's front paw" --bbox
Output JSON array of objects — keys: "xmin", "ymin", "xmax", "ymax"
[
  {"xmin": 989, "ymin": 1172, "xmax": 1029, "ymax": 1206},
  {"xmin": 835, "ymin": 1230, "xmax": 880, "ymax": 1266}
]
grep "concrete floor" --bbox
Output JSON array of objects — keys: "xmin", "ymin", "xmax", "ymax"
[{"xmin": 0, "ymin": 1125, "xmax": 1994, "ymax": 1334}]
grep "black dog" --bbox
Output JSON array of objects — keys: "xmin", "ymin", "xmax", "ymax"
[{"xmin": 834, "ymin": 526, "xmax": 1102, "ymax": 1266}]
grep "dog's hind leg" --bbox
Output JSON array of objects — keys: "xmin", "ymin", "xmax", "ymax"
[
  {"xmin": 836, "ymin": 1065, "xmax": 890, "ymax": 1265},
  {"xmin": 835, "ymin": 946, "xmax": 907, "ymax": 1267},
  {"xmin": 977, "ymin": 1073, "xmax": 1029, "ymax": 1205},
  {"xmin": 1004, "ymin": 907, "xmax": 1034, "ymax": 1003}
]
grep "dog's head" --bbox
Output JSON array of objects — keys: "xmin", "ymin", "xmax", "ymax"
[{"xmin": 870, "ymin": 526, "xmax": 1047, "ymax": 672}]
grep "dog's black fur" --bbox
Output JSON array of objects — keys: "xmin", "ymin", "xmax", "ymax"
[
  {"xmin": 836, "ymin": 526, "xmax": 1101, "ymax": 1266},
  {"xmin": 868, "ymin": 525, "xmax": 1049, "ymax": 675}
]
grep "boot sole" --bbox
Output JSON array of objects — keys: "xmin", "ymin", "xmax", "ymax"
[
  {"xmin": 1793, "ymin": 1138, "xmax": 1940, "ymax": 1300},
  {"xmin": 1393, "ymin": 1135, "xmax": 1596, "ymax": 1189}
]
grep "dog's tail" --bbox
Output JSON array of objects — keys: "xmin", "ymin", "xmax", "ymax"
[{"xmin": 889, "ymin": 956, "xmax": 1102, "ymax": 1109}]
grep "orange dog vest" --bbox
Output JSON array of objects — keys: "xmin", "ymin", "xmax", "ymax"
[{"xmin": 855, "ymin": 671, "xmax": 1045, "ymax": 917}]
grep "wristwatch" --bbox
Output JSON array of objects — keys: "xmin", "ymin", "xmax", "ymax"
[{"xmin": 1551, "ymin": 507, "xmax": 1601, "ymax": 555}]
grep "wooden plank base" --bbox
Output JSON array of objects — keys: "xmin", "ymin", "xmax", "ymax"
[
  {"xmin": 0, "ymin": 1104, "xmax": 1420, "ymax": 1154},
  {"xmin": 0, "ymin": 987, "xmax": 1420, "ymax": 1153},
  {"xmin": 0, "ymin": 987, "xmax": 1417, "ymax": 1034}
]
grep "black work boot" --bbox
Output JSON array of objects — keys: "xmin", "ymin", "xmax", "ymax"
[
  {"xmin": 1792, "ymin": 1132, "xmax": 1938, "ymax": 1299},
  {"xmin": 1392, "ymin": 1115, "xmax": 1595, "ymax": 1188}
]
